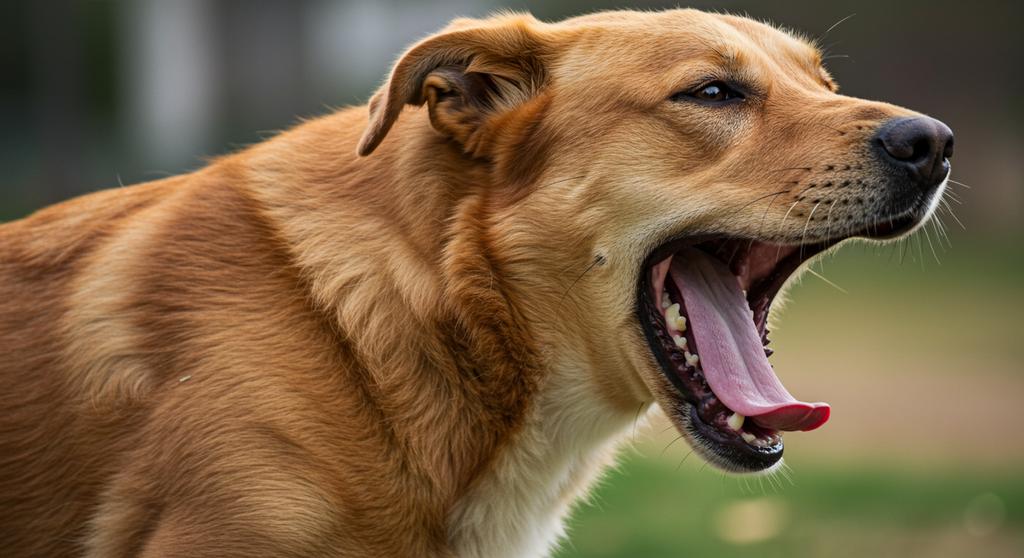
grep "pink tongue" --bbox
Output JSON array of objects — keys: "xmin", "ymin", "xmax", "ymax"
[{"xmin": 670, "ymin": 248, "xmax": 830, "ymax": 432}]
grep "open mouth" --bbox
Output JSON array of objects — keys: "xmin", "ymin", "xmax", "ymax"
[{"xmin": 636, "ymin": 213, "xmax": 923, "ymax": 472}]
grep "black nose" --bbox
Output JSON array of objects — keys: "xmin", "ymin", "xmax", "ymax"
[{"xmin": 874, "ymin": 116, "xmax": 954, "ymax": 190}]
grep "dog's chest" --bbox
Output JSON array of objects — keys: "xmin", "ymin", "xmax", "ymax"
[{"xmin": 448, "ymin": 381, "xmax": 645, "ymax": 558}]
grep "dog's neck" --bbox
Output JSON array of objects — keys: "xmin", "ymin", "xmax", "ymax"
[
  {"xmin": 241, "ymin": 108, "xmax": 648, "ymax": 556},
  {"xmin": 448, "ymin": 353, "xmax": 652, "ymax": 558}
]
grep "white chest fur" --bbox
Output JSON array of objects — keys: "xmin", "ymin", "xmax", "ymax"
[{"xmin": 448, "ymin": 368, "xmax": 653, "ymax": 558}]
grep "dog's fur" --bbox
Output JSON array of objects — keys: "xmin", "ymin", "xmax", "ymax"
[{"xmin": 1, "ymin": 10, "xmax": 932, "ymax": 557}]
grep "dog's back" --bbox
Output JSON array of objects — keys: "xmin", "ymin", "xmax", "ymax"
[
  {"xmin": 0, "ymin": 110, "xmax": 472, "ymax": 555},
  {"xmin": 0, "ymin": 172, "xmax": 365, "ymax": 555},
  {"xmin": 0, "ymin": 181, "xmax": 171, "ymax": 554}
]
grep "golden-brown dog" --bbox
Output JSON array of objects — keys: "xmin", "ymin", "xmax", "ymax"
[{"xmin": 0, "ymin": 9, "xmax": 952, "ymax": 557}]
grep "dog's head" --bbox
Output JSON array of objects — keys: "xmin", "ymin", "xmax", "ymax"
[{"xmin": 358, "ymin": 10, "xmax": 953, "ymax": 473}]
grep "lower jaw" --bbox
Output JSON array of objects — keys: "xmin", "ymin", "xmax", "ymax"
[{"xmin": 684, "ymin": 406, "xmax": 783, "ymax": 472}]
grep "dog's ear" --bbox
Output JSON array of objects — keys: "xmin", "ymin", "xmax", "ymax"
[{"xmin": 356, "ymin": 15, "xmax": 548, "ymax": 157}]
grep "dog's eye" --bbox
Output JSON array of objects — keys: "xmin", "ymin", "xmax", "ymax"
[
  {"xmin": 673, "ymin": 81, "xmax": 745, "ymax": 104},
  {"xmin": 695, "ymin": 83, "xmax": 733, "ymax": 101}
]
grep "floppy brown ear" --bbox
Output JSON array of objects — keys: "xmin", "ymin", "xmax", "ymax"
[{"xmin": 356, "ymin": 15, "xmax": 548, "ymax": 157}]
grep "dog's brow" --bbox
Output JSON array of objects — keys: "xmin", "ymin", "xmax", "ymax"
[{"xmin": 705, "ymin": 43, "xmax": 744, "ymax": 69}]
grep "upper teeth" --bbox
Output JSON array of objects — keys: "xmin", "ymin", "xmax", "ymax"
[
  {"xmin": 660, "ymin": 293, "xmax": 671, "ymax": 309},
  {"xmin": 727, "ymin": 412, "xmax": 745, "ymax": 431},
  {"xmin": 673, "ymin": 335, "xmax": 687, "ymax": 349}
]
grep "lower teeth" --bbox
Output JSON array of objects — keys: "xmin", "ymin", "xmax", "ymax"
[
  {"xmin": 726, "ymin": 412, "xmax": 745, "ymax": 431},
  {"xmin": 684, "ymin": 351, "xmax": 699, "ymax": 367},
  {"xmin": 659, "ymin": 291, "xmax": 776, "ymax": 449}
]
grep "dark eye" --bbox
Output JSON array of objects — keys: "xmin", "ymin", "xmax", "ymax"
[{"xmin": 673, "ymin": 81, "xmax": 745, "ymax": 104}]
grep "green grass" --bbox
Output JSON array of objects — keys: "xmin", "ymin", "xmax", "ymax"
[{"xmin": 556, "ymin": 453, "xmax": 1024, "ymax": 558}]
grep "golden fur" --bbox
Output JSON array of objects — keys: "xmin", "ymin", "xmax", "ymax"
[{"xmin": 1, "ymin": 9, "xmax": 932, "ymax": 557}]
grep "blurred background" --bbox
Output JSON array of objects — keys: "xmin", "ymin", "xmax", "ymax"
[{"xmin": 1, "ymin": 0, "xmax": 1021, "ymax": 556}]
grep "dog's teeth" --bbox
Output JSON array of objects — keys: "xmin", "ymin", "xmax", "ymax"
[
  {"xmin": 665, "ymin": 303, "xmax": 686, "ymax": 332},
  {"xmin": 726, "ymin": 412, "xmax": 745, "ymax": 431},
  {"xmin": 660, "ymin": 293, "xmax": 671, "ymax": 309},
  {"xmin": 673, "ymin": 335, "xmax": 687, "ymax": 350},
  {"xmin": 684, "ymin": 351, "xmax": 699, "ymax": 367},
  {"xmin": 741, "ymin": 432, "xmax": 757, "ymax": 444}
]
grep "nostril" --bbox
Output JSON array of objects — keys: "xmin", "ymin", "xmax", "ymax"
[
  {"xmin": 943, "ymin": 135, "xmax": 955, "ymax": 159},
  {"xmin": 879, "ymin": 136, "xmax": 913, "ymax": 160},
  {"xmin": 909, "ymin": 136, "xmax": 932, "ymax": 164},
  {"xmin": 876, "ymin": 117, "xmax": 934, "ymax": 162}
]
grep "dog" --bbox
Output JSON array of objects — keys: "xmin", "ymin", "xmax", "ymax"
[{"xmin": 0, "ymin": 9, "xmax": 953, "ymax": 557}]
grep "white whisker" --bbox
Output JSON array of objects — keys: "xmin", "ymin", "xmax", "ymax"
[
  {"xmin": 800, "ymin": 201, "xmax": 822, "ymax": 259},
  {"xmin": 922, "ymin": 225, "xmax": 941, "ymax": 264},
  {"xmin": 940, "ymin": 198, "xmax": 967, "ymax": 230},
  {"xmin": 806, "ymin": 267, "xmax": 849, "ymax": 294}
]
